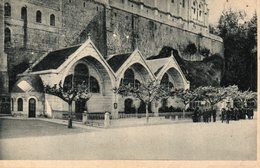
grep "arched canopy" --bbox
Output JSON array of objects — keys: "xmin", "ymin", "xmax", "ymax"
[
  {"xmin": 118, "ymin": 62, "xmax": 154, "ymax": 87},
  {"xmin": 62, "ymin": 56, "xmax": 113, "ymax": 95},
  {"xmin": 63, "ymin": 62, "xmax": 101, "ymax": 93},
  {"xmin": 160, "ymin": 73, "xmax": 174, "ymax": 89}
]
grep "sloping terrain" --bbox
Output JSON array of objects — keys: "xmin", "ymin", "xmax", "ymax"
[{"xmin": 147, "ymin": 46, "xmax": 224, "ymax": 90}]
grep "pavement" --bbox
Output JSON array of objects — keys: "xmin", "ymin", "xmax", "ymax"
[{"xmin": 0, "ymin": 117, "xmax": 256, "ymax": 160}]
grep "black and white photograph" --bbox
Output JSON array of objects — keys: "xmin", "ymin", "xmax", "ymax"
[{"xmin": 0, "ymin": 0, "xmax": 258, "ymax": 166}]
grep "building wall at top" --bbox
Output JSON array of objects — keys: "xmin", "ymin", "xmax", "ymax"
[
  {"xmin": 4, "ymin": 0, "xmax": 62, "ymax": 89},
  {"xmin": 59, "ymin": 0, "xmax": 107, "ymax": 56},
  {"xmin": 106, "ymin": 5, "xmax": 223, "ymax": 58},
  {"xmin": 4, "ymin": 0, "xmax": 224, "ymax": 92}
]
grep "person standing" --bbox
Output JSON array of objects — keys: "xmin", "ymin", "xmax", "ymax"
[
  {"xmin": 226, "ymin": 108, "xmax": 231, "ymax": 124},
  {"xmin": 212, "ymin": 109, "xmax": 217, "ymax": 122},
  {"xmin": 221, "ymin": 108, "xmax": 226, "ymax": 123}
]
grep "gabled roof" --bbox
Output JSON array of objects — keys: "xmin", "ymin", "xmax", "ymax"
[
  {"xmin": 146, "ymin": 58, "xmax": 170, "ymax": 76},
  {"xmin": 32, "ymin": 45, "xmax": 81, "ymax": 72},
  {"xmin": 106, "ymin": 53, "xmax": 132, "ymax": 72},
  {"xmin": 12, "ymin": 75, "xmax": 44, "ymax": 93}
]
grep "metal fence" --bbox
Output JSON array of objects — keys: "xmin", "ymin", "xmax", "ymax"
[
  {"xmin": 52, "ymin": 111, "xmax": 83, "ymax": 122},
  {"xmin": 85, "ymin": 113, "xmax": 106, "ymax": 127},
  {"xmin": 118, "ymin": 112, "xmax": 194, "ymax": 120}
]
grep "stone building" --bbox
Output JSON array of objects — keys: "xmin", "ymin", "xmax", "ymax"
[
  {"xmin": 11, "ymin": 39, "xmax": 189, "ymax": 118},
  {"xmin": 1, "ymin": 0, "xmax": 224, "ymax": 114}
]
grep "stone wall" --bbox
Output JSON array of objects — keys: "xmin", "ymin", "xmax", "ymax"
[
  {"xmin": 4, "ymin": 0, "xmax": 61, "ymax": 89},
  {"xmin": 60, "ymin": 0, "xmax": 107, "ymax": 56},
  {"xmin": 106, "ymin": 7, "xmax": 223, "ymax": 58}
]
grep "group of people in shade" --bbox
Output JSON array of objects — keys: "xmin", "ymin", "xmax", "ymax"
[{"xmin": 191, "ymin": 107, "xmax": 254, "ymax": 124}]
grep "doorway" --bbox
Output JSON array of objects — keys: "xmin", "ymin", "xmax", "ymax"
[{"xmin": 28, "ymin": 98, "xmax": 36, "ymax": 118}]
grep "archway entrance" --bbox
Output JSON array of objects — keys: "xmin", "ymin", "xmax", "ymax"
[
  {"xmin": 124, "ymin": 99, "xmax": 135, "ymax": 114},
  {"xmin": 28, "ymin": 98, "xmax": 36, "ymax": 118},
  {"xmin": 75, "ymin": 100, "xmax": 86, "ymax": 120},
  {"xmin": 138, "ymin": 101, "xmax": 152, "ymax": 114}
]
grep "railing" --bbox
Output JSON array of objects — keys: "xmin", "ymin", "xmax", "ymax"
[
  {"xmin": 62, "ymin": 113, "xmax": 83, "ymax": 122},
  {"xmin": 52, "ymin": 111, "xmax": 83, "ymax": 122},
  {"xmin": 118, "ymin": 113, "xmax": 154, "ymax": 119},
  {"xmin": 85, "ymin": 113, "xmax": 106, "ymax": 127},
  {"xmin": 118, "ymin": 112, "xmax": 194, "ymax": 119},
  {"xmin": 159, "ymin": 112, "xmax": 194, "ymax": 119}
]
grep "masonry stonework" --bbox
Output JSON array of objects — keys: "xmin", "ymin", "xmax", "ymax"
[{"xmin": 2, "ymin": 0, "xmax": 224, "ymax": 114}]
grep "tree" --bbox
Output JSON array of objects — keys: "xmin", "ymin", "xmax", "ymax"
[
  {"xmin": 195, "ymin": 86, "xmax": 227, "ymax": 110},
  {"xmin": 218, "ymin": 9, "xmax": 257, "ymax": 91},
  {"xmin": 232, "ymin": 90, "xmax": 257, "ymax": 108},
  {"xmin": 115, "ymin": 80, "xmax": 170, "ymax": 123},
  {"xmin": 185, "ymin": 42, "xmax": 197, "ymax": 56},
  {"xmin": 44, "ymin": 81, "xmax": 92, "ymax": 128},
  {"xmin": 173, "ymin": 89, "xmax": 198, "ymax": 117}
]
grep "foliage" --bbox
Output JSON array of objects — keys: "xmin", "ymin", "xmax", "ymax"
[
  {"xmin": 194, "ymin": 86, "xmax": 228, "ymax": 108},
  {"xmin": 115, "ymin": 80, "xmax": 171, "ymax": 123},
  {"xmin": 218, "ymin": 10, "xmax": 257, "ymax": 91},
  {"xmin": 44, "ymin": 81, "xmax": 92, "ymax": 105},
  {"xmin": 173, "ymin": 89, "xmax": 198, "ymax": 107},
  {"xmin": 185, "ymin": 42, "xmax": 197, "ymax": 55},
  {"xmin": 115, "ymin": 80, "xmax": 170, "ymax": 104},
  {"xmin": 199, "ymin": 48, "xmax": 210, "ymax": 58}
]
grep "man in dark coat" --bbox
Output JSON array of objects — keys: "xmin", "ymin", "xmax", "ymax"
[
  {"xmin": 212, "ymin": 109, "xmax": 217, "ymax": 122},
  {"xmin": 226, "ymin": 108, "xmax": 231, "ymax": 124},
  {"xmin": 221, "ymin": 108, "xmax": 226, "ymax": 123}
]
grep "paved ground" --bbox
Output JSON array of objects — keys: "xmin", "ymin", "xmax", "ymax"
[
  {"xmin": 0, "ymin": 118, "xmax": 257, "ymax": 160},
  {"xmin": 0, "ymin": 119, "xmax": 89, "ymax": 139}
]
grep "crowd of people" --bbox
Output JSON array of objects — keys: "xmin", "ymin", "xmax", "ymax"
[
  {"xmin": 191, "ymin": 107, "xmax": 255, "ymax": 124},
  {"xmin": 220, "ymin": 107, "xmax": 254, "ymax": 124}
]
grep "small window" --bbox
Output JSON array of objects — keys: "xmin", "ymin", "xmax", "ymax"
[
  {"xmin": 21, "ymin": 7, "xmax": 27, "ymax": 20},
  {"xmin": 69, "ymin": 0, "xmax": 72, "ymax": 3},
  {"xmin": 4, "ymin": 28, "xmax": 11, "ymax": 44},
  {"xmin": 36, "ymin": 10, "xmax": 42, "ymax": 23},
  {"xmin": 182, "ymin": 0, "xmax": 185, "ymax": 8},
  {"xmin": 171, "ymin": 0, "xmax": 174, "ymax": 3},
  {"xmin": 114, "ymin": 12, "xmax": 117, "ymax": 17},
  {"xmin": 50, "ymin": 14, "xmax": 55, "ymax": 26},
  {"xmin": 17, "ymin": 98, "xmax": 23, "ymax": 111},
  {"xmin": 83, "ymin": 2, "xmax": 86, "ymax": 7},
  {"xmin": 4, "ymin": 3, "xmax": 11, "ymax": 16}
]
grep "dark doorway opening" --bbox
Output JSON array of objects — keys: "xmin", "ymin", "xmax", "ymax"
[
  {"xmin": 138, "ymin": 101, "xmax": 152, "ymax": 114},
  {"xmin": 124, "ymin": 98, "xmax": 135, "ymax": 114},
  {"xmin": 28, "ymin": 98, "xmax": 36, "ymax": 118}
]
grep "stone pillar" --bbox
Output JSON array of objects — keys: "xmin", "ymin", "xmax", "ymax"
[
  {"xmin": 0, "ymin": 0, "xmax": 10, "ymax": 114},
  {"xmin": 175, "ymin": 115, "xmax": 178, "ymax": 121},
  {"xmin": 104, "ymin": 112, "xmax": 110, "ymax": 128},
  {"xmin": 111, "ymin": 92, "xmax": 119, "ymax": 119},
  {"xmin": 153, "ymin": 101, "xmax": 159, "ymax": 117},
  {"xmin": 82, "ymin": 111, "xmax": 88, "ymax": 124}
]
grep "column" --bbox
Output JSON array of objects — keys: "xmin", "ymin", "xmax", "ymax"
[
  {"xmin": 111, "ymin": 92, "xmax": 119, "ymax": 119},
  {"xmin": 0, "ymin": 0, "xmax": 10, "ymax": 114}
]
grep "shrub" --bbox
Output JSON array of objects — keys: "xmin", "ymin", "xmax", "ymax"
[{"xmin": 185, "ymin": 42, "xmax": 197, "ymax": 55}]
